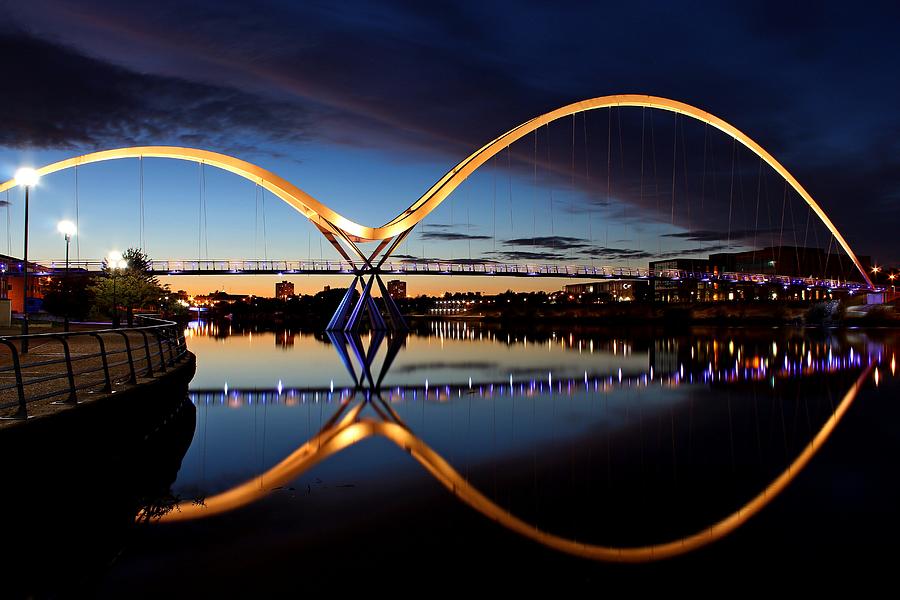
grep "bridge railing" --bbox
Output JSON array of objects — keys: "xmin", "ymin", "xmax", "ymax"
[
  {"xmin": 0, "ymin": 316, "xmax": 188, "ymax": 420},
  {"xmin": 18, "ymin": 257, "xmax": 867, "ymax": 288}
]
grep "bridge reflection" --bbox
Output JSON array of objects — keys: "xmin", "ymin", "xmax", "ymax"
[
  {"xmin": 150, "ymin": 326, "xmax": 892, "ymax": 563},
  {"xmin": 188, "ymin": 325, "xmax": 880, "ymax": 404}
]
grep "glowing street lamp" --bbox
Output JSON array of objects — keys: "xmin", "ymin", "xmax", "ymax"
[
  {"xmin": 890, "ymin": 273, "xmax": 896, "ymax": 294},
  {"xmin": 15, "ymin": 168, "xmax": 40, "ymax": 352},
  {"xmin": 57, "ymin": 220, "xmax": 77, "ymax": 331},
  {"xmin": 106, "ymin": 250, "xmax": 126, "ymax": 328}
]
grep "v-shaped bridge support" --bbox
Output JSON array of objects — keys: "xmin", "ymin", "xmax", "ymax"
[{"xmin": 321, "ymin": 223, "xmax": 411, "ymax": 332}]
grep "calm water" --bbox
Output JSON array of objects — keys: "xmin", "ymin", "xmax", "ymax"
[{"xmin": 103, "ymin": 321, "xmax": 899, "ymax": 593}]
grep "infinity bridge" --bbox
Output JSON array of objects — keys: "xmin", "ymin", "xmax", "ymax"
[{"xmin": 0, "ymin": 94, "xmax": 875, "ymax": 330}]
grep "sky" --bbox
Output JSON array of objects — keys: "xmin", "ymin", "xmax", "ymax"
[{"xmin": 0, "ymin": 0, "xmax": 898, "ymax": 296}]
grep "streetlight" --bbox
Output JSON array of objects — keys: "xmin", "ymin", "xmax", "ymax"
[
  {"xmin": 57, "ymin": 220, "xmax": 77, "ymax": 332},
  {"xmin": 890, "ymin": 273, "xmax": 896, "ymax": 294},
  {"xmin": 15, "ymin": 167, "xmax": 40, "ymax": 353},
  {"xmin": 106, "ymin": 250, "xmax": 126, "ymax": 328}
]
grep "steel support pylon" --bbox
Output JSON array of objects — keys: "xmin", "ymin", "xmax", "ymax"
[{"xmin": 326, "ymin": 271, "xmax": 407, "ymax": 332}]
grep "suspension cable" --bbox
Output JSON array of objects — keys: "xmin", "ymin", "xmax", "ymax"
[
  {"xmin": 604, "ymin": 108, "xmax": 611, "ymax": 251},
  {"xmin": 546, "ymin": 122, "xmax": 554, "ymax": 246},
  {"xmin": 532, "ymin": 129, "xmax": 537, "ymax": 251},
  {"xmin": 583, "ymin": 111, "xmax": 593, "ymax": 267},
  {"xmin": 5, "ymin": 189, "xmax": 9, "ymax": 256},
  {"xmin": 700, "ymin": 123, "xmax": 708, "ymax": 210},
  {"xmin": 492, "ymin": 155, "xmax": 497, "ymax": 254},
  {"xmin": 617, "ymin": 107, "xmax": 627, "ymax": 249},
  {"xmin": 649, "ymin": 110, "xmax": 660, "ymax": 254},
  {"xmin": 74, "ymin": 165, "xmax": 80, "ymax": 261},
  {"xmin": 752, "ymin": 158, "xmax": 762, "ymax": 267},
  {"xmin": 725, "ymin": 137, "xmax": 737, "ymax": 250},
  {"xmin": 638, "ymin": 107, "xmax": 645, "ymax": 258},
  {"xmin": 680, "ymin": 117, "xmax": 691, "ymax": 248},
  {"xmin": 139, "ymin": 156, "xmax": 145, "ymax": 252},
  {"xmin": 261, "ymin": 185, "xmax": 269, "ymax": 262}
]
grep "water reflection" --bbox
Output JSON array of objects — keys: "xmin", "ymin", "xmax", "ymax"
[{"xmin": 156, "ymin": 323, "xmax": 893, "ymax": 562}]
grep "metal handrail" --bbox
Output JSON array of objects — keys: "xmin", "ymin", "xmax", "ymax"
[{"xmin": 0, "ymin": 315, "xmax": 189, "ymax": 419}]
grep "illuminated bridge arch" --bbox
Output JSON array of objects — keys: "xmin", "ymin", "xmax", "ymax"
[
  {"xmin": 0, "ymin": 94, "xmax": 875, "ymax": 308},
  {"xmin": 388, "ymin": 94, "xmax": 873, "ymax": 287}
]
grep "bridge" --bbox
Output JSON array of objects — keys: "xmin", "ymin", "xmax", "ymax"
[
  {"xmin": 3, "ymin": 257, "xmax": 865, "ymax": 290},
  {"xmin": 0, "ymin": 94, "xmax": 877, "ymax": 330}
]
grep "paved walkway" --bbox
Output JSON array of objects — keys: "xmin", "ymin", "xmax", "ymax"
[{"xmin": 0, "ymin": 324, "xmax": 185, "ymax": 426}]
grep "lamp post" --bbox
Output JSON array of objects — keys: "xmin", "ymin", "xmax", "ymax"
[
  {"xmin": 57, "ymin": 220, "xmax": 77, "ymax": 332},
  {"xmin": 15, "ymin": 168, "xmax": 40, "ymax": 353},
  {"xmin": 106, "ymin": 251, "xmax": 125, "ymax": 328}
]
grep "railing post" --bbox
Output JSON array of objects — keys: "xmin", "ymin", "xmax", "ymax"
[
  {"xmin": 0, "ymin": 340, "xmax": 27, "ymax": 419},
  {"xmin": 53, "ymin": 336, "xmax": 78, "ymax": 404},
  {"xmin": 152, "ymin": 330, "xmax": 168, "ymax": 372},
  {"xmin": 90, "ymin": 333, "xmax": 113, "ymax": 393},
  {"xmin": 139, "ymin": 331, "xmax": 154, "ymax": 377},
  {"xmin": 165, "ymin": 327, "xmax": 177, "ymax": 366},
  {"xmin": 115, "ymin": 331, "xmax": 138, "ymax": 384}
]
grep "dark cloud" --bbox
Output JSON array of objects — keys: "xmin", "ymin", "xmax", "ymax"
[
  {"xmin": 0, "ymin": 29, "xmax": 312, "ymax": 153},
  {"xmin": 578, "ymin": 247, "xmax": 655, "ymax": 260},
  {"xmin": 503, "ymin": 236, "xmax": 589, "ymax": 249},
  {"xmin": 661, "ymin": 228, "xmax": 786, "ymax": 243},
  {"xmin": 654, "ymin": 244, "xmax": 734, "ymax": 259},
  {"xmin": 420, "ymin": 231, "xmax": 491, "ymax": 242},
  {"xmin": 390, "ymin": 254, "xmax": 497, "ymax": 265},
  {"xmin": 489, "ymin": 250, "xmax": 571, "ymax": 262}
]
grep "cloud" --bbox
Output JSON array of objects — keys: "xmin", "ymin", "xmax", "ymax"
[
  {"xmin": 420, "ymin": 231, "xmax": 491, "ymax": 242},
  {"xmin": 653, "ymin": 244, "xmax": 734, "ymax": 259},
  {"xmin": 488, "ymin": 250, "xmax": 571, "ymax": 262},
  {"xmin": 503, "ymin": 236, "xmax": 589, "ymax": 249},
  {"xmin": 389, "ymin": 253, "xmax": 497, "ymax": 265},
  {"xmin": 661, "ymin": 228, "xmax": 786, "ymax": 243},
  {"xmin": 0, "ymin": 29, "xmax": 313, "ymax": 153},
  {"xmin": 578, "ymin": 247, "xmax": 654, "ymax": 260}
]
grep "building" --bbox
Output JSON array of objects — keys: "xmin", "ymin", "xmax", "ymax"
[
  {"xmin": 192, "ymin": 291, "xmax": 252, "ymax": 306},
  {"xmin": 275, "ymin": 280, "xmax": 295, "ymax": 300},
  {"xmin": 0, "ymin": 254, "xmax": 50, "ymax": 313},
  {"xmin": 649, "ymin": 258, "xmax": 712, "ymax": 277},
  {"xmin": 563, "ymin": 280, "xmax": 649, "ymax": 302},
  {"xmin": 387, "ymin": 279, "xmax": 407, "ymax": 300},
  {"xmin": 708, "ymin": 246, "xmax": 870, "ymax": 281}
]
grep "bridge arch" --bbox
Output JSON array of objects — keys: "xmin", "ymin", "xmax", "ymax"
[
  {"xmin": 0, "ymin": 94, "xmax": 873, "ymax": 286},
  {"xmin": 0, "ymin": 146, "xmax": 374, "ymax": 242},
  {"xmin": 383, "ymin": 94, "xmax": 873, "ymax": 287}
]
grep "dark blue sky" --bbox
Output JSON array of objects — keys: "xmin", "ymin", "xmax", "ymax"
[{"xmin": 0, "ymin": 0, "xmax": 897, "ymax": 293}]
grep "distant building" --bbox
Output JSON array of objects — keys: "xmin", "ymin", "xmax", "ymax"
[
  {"xmin": 649, "ymin": 258, "xmax": 711, "ymax": 277},
  {"xmin": 563, "ymin": 280, "xmax": 648, "ymax": 301},
  {"xmin": 387, "ymin": 279, "xmax": 407, "ymax": 300},
  {"xmin": 193, "ymin": 291, "xmax": 251, "ymax": 305},
  {"xmin": 0, "ymin": 254, "xmax": 50, "ymax": 313},
  {"xmin": 708, "ymin": 246, "xmax": 870, "ymax": 281},
  {"xmin": 275, "ymin": 280, "xmax": 295, "ymax": 299}
]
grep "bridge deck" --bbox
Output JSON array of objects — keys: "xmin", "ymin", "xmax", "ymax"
[{"xmin": 4, "ymin": 258, "xmax": 868, "ymax": 288}]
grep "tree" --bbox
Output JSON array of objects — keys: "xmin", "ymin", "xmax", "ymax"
[
  {"xmin": 41, "ymin": 272, "xmax": 95, "ymax": 321},
  {"xmin": 89, "ymin": 248, "xmax": 167, "ymax": 327}
]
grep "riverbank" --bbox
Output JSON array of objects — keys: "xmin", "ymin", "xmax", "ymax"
[
  {"xmin": 413, "ymin": 300, "xmax": 899, "ymax": 327},
  {"xmin": 0, "ymin": 353, "xmax": 197, "ymax": 597}
]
